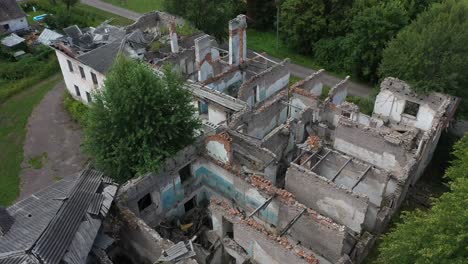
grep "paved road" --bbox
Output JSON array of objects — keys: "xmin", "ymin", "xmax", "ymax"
[
  {"xmin": 81, "ymin": 0, "xmax": 372, "ymax": 96},
  {"xmin": 81, "ymin": 0, "xmax": 141, "ymax": 20},
  {"xmin": 19, "ymin": 82, "xmax": 87, "ymax": 200}
]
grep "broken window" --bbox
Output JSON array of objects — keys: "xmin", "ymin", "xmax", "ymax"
[
  {"xmin": 179, "ymin": 164, "xmax": 192, "ymax": 184},
  {"xmin": 253, "ymin": 85, "xmax": 258, "ymax": 105},
  {"xmin": 184, "ymin": 196, "xmax": 196, "ymax": 212},
  {"xmin": 222, "ymin": 216, "xmax": 234, "ymax": 239},
  {"xmin": 86, "ymin": 91, "xmax": 92, "ymax": 103},
  {"xmin": 403, "ymin": 100, "xmax": 420, "ymax": 117},
  {"xmin": 79, "ymin": 66, "xmax": 86, "ymax": 79},
  {"xmin": 91, "ymin": 72, "xmax": 98, "ymax": 85},
  {"xmin": 3, "ymin": 24, "xmax": 10, "ymax": 31},
  {"xmin": 74, "ymin": 85, "xmax": 80, "ymax": 97},
  {"xmin": 67, "ymin": 60, "xmax": 74, "ymax": 72},
  {"xmin": 198, "ymin": 101, "xmax": 208, "ymax": 115},
  {"xmin": 138, "ymin": 193, "xmax": 152, "ymax": 212},
  {"xmin": 341, "ymin": 111, "xmax": 351, "ymax": 118}
]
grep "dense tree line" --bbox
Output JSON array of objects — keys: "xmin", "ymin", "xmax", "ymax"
[
  {"xmin": 376, "ymin": 134, "xmax": 468, "ymax": 263},
  {"xmin": 279, "ymin": 0, "xmax": 438, "ymax": 83},
  {"xmin": 380, "ymin": 0, "xmax": 468, "ymax": 117},
  {"xmin": 162, "ymin": 0, "xmax": 244, "ymax": 40}
]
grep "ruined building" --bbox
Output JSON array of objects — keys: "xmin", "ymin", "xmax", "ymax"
[{"xmin": 50, "ymin": 12, "xmax": 459, "ymax": 264}]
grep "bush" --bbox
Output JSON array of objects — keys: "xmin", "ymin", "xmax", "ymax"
[{"xmin": 63, "ymin": 92, "xmax": 89, "ymax": 126}]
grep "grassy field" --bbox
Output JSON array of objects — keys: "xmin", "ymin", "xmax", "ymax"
[
  {"xmin": 102, "ymin": 0, "xmax": 164, "ymax": 13},
  {"xmin": 0, "ymin": 74, "xmax": 62, "ymax": 206},
  {"xmin": 24, "ymin": 1, "xmax": 133, "ymax": 26}
]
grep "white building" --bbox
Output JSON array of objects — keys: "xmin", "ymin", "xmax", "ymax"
[{"xmin": 0, "ymin": 0, "xmax": 28, "ymax": 33}]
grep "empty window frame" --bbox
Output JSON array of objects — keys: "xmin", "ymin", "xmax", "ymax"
[
  {"xmin": 253, "ymin": 85, "xmax": 258, "ymax": 105},
  {"xmin": 184, "ymin": 196, "xmax": 196, "ymax": 212},
  {"xmin": 67, "ymin": 60, "xmax": 74, "ymax": 72},
  {"xmin": 138, "ymin": 193, "xmax": 152, "ymax": 212},
  {"xmin": 403, "ymin": 100, "xmax": 420, "ymax": 117},
  {"xmin": 74, "ymin": 85, "xmax": 80, "ymax": 97},
  {"xmin": 86, "ymin": 91, "xmax": 92, "ymax": 103},
  {"xmin": 91, "ymin": 72, "xmax": 98, "ymax": 85},
  {"xmin": 179, "ymin": 164, "xmax": 192, "ymax": 184},
  {"xmin": 79, "ymin": 66, "xmax": 86, "ymax": 79}
]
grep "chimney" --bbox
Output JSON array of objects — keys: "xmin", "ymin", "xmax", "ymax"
[
  {"xmin": 195, "ymin": 34, "xmax": 214, "ymax": 82},
  {"xmin": 169, "ymin": 21, "xmax": 179, "ymax": 53},
  {"xmin": 0, "ymin": 207, "xmax": 14, "ymax": 236},
  {"xmin": 229, "ymin": 15, "xmax": 247, "ymax": 66}
]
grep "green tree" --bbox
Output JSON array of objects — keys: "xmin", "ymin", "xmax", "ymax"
[
  {"xmin": 61, "ymin": 0, "xmax": 78, "ymax": 11},
  {"xmin": 163, "ymin": 0, "xmax": 244, "ymax": 40},
  {"xmin": 315, "ymin": 0, "xmax": 410, "ymax": 83},
  {"xmin": 380, "ymin": 0, "xmax": 468, "ymax": 117},
  {"xmin": 280, "ymin": 0, "xmax": 353, "ymax": 54},
  {"xmin": 246, "ymin": 0, "xmax": 276, "ymax": 30},
  {"xmin": 377, "ymin": 134, "xmax": 468, "ymax": 264},
  {"xmin": 84, "ymin": 57, "xmax": 201, "ymax": 182}
]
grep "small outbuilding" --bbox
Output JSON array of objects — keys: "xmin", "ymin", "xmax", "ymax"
[{"xmin": 0, "ymin": 0, "xmax": 29, "ymax": 33}]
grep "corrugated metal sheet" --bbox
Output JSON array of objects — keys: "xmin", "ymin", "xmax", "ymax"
[
  {"xmin": 87, "ymin": 194, "xmax": 104, "ymax": 215},
  {"xmin": 32, "ymin": 170, "xmax": 103, "ymax": 264}
]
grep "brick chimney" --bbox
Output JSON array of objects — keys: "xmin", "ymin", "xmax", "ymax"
[
  {"xmin": 0, "ymin": 207, "xmax": 14, "ymax": 236},
  {"xmin": 169, "ymin": 21, "xmax": 179, "ymax": 53},
  {"xmin": 229, "ymin": 15, "xmax": 247, "ymax": 66}
]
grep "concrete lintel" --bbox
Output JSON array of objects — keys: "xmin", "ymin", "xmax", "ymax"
[
  {"xmin": 310, "ymin": 150, "xmax": 331, "ymax": 171},
  {"xmin": 351, "ymin": 165, "xmax": 372, "ymax": 190},
  {"xmin": 331, "ymin": 158, "xmax": 352, "ymax": 182}
]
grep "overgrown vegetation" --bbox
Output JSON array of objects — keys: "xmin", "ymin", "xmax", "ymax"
[
  {"xmin": 84, "ymin": 58, "xmax": 201, "ymax": 183},
  {"xmin": 0, "ymin": 74, "xmax": 61, "ymax": 206},
  {"xmin": 375, "ymin": 133, "xmax": 468, "ymax": 263},
  {"xmin": 28, "ymin": 152, "xmax": 48, "ymax": 169},
  {"xmin": 163, "ymin": 0, "xmax": 244, "ymax": 40},
  {"xmin": 380, "ymin": 0, "xmax": 468, "ymax": 118},
  {"xmin": 0, "ymin": 46, "xmax": 59, "ymax": 103},
  {"xmin": 63, "ymin": 92, "xmax": 89, "ymax": 126}
]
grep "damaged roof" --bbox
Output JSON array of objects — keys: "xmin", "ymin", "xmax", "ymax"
[
  {"xmin": 0, "ymin": 169, "xmax": 117, "ymax": 264},
  {"xmin": 77, "ymin": 40, "xmax": 123, "ymax": 73},
  {"xmin": 0, "ymin": 0, "xmax": 26, "ymax": 22}
]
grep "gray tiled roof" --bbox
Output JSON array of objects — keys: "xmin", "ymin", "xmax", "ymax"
[
  {"xmin": 0, "ymin": 169, "xmax": 117, "ymax": 264},
  {"xmin": 77, "ymin": 40, "xmax": 123, "ymax": 73},
  {"xmin": 0, "ymin": 0, "xmax": 26, "ymax": 22}
]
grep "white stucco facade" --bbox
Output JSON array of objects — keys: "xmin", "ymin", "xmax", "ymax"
[
  {"xmin": 0, "ymin": 17, "xmax": 28, "ymax": 32},
  {"xmin": 55, "ymin": 50, "xmax": 106, "ymax": 104},
  {"xmin": 373, "ymin": 89, "xmax": 436, "ymax": 131}
]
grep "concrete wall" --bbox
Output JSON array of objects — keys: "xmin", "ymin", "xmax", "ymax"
[
  {"xmin": 0, "ymin": 17, "xmax": 28, "ymax": 32},
  {"xmin": 333, "ymin": 124, "xmax": 408, "ymax": 174},
  {"xmin": 208, "ymin": 104, "xmax": 227, "ymax": 125},
  {"xmin": 238, "ymin": 64, "xmax": 290, "ymax": 107},
  {"xmin": 374, "ymin": 89, "xmax": 436, "ymax": 131},
  {"xmin": 277, "ymin": 203, "xmax": 353, "ymax": 263},
  {"xmin": 55, "ymin": 50, "xmax": 105, "ymax": 104},
  {"xmin": 285, "ymin": 164, "xmax": 369, "ymax": 233}
]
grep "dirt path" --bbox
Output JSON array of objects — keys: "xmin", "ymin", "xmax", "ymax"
[
  {"xmin": 81, "ymin": 0, "xmax": 140, "ymax": 20},
  {"xmin": 19, "ymin": 81, "xmax": 87, "ymax": 200}
]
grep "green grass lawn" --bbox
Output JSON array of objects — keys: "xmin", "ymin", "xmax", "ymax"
[
  {"xmin": 102, "ymin": 0, "xmax": 164, "ymax": 13},
  {"xmin": 23, "ymin": 0, "xmax": 134, "ymax": 26},
  {"xmin": 75, "ymin": 3, "xmax": 134, "ymax": 26},
  {"xmin": 0, "ymin": 74, "xmax": 62, "ymax": 206}
]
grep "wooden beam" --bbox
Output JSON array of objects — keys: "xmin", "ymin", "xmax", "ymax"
[
  {"xmin": 248, "ymin": 194, "xmax": 276, "ymax": 218},
  {"xmin": 279, "ymin": 208, "xmax": 307, "ymax": 237},
  {"xmin": 310, "ymin": 150, "xmax": 331, "ymax": 171},
  {"xmin": 351, "ymin": 165, "xmax": 372, "ymax": 190},
  {"xmin": 331, "ymin": 158, "xmax": 352, "ymax": 182}
]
